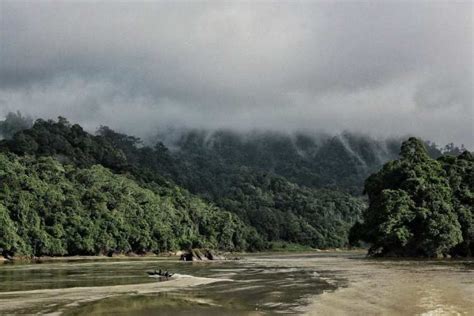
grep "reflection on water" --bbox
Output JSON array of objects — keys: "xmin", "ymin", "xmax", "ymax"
[{"xmin": 0, "ymin": 253, "xmax": 472, "ymax": 315}]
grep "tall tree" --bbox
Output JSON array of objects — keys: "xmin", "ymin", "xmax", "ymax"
[{"xmin": 352, "ymin": 138, "xmax": 472, "ymax": 257}]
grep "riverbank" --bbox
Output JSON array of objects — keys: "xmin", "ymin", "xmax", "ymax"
[
  {"xmin": 1, "ymin": 253, "xmax": 175, "ymax": 263},
  {"xmin": 1, "ymin": 247, "xmax": 368, "ymax": 263}
]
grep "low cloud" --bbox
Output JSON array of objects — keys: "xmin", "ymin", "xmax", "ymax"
[{"xmin": 0, "ymin": 1, "xmax": 472, "ymax": 147}]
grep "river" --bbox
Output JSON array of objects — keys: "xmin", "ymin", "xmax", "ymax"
[{"xmin": 0, "ymin": 252, "xmax": 472, "ymax": 315}]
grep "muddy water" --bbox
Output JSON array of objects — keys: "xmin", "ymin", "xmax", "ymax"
[{"xmin": 0, "ymin": 253, "xmax": 472, "ymax": 315}]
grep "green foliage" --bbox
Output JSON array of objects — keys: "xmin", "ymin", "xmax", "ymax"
[
  {"xmin": 165, "ymin": 130, "xmax": 403, "ymax": 194},
  {"xmin": 1, "ymin": 117, "xmax": 127, "ymax": 169},
  {"xmin": 0, "ymin": 153, "xmax": 263, "ymax": 256},
  {"xmin": 211, "ymin": 172, "xmax": 365, "ymax": 248},
  {"xmin": 0, "ymin": 204, "xmax": 27, "ymax": 255},
  {"xmin": 1, "ymin": 118, "xmax": 369, "ymax": 250},
  {"xmin": 97, "ymin": 127, "xmax": 366, "ymax": 248},
  {"xmin": 438, "ymin": 151, "xmax": 474, "ymax": 256},
  {"xmin": 6, "ymin": 118, "xmax": 465, "ymax": 254},
  {"xmin": 352, "ymin": 138, "xmax": 472, "ymax": 257}
]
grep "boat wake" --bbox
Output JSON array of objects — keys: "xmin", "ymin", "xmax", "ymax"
[{"xmin": 0, "ymin": 274, "xmax": 229, "ymax": 315}]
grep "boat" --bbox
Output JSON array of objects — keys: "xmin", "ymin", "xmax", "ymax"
[{"xmin": 147, "ymin": 270, "xmax": 174, "ymax": 278}]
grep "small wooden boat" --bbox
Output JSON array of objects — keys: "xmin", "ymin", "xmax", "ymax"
[{"xmin": 147, "ymin": 270, "xmax": 174, "ymax": 278}]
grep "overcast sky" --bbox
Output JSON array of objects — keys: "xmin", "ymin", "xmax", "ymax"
[{"xmin": 0, "ymin": 1, "xmax": 472, "ymax": 147}]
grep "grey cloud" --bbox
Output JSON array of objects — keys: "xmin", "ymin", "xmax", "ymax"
[
  {"xmin": 414, "ymin": 69, "xmax": 472, "ymax": 111},
  {"xmin": 0, "ymin": 1, "xmax": 472, "ymax": 148}
]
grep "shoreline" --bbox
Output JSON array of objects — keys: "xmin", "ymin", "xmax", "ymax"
[
  {"xmin": 4, "ymin": 248, "xmax": 472, "ymax": 263},
  {"xmin": 1, "ymin": 248, "xmax": 369, "ymax": 263},
  {"xmin": 1, "ymin": 253, "xmax": 179, "ymax": 263}
]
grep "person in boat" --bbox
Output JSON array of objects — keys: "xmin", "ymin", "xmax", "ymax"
[
  {"xmin": 147, "ymin": 269, "xmax": 173, "ymax": 278},
  {"xmin": 160, "ymin": 271, "xmax": 171, "ymax": 278},
  {"xmin": 148, "ymin": 269, "xmax": 162, "ymax": 276}
]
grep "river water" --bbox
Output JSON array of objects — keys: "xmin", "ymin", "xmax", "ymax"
[{"xmin": 0, "ymin": 252, "xmax": 472, "ymax": 315}]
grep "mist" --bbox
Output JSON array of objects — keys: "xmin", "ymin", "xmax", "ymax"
[{"xmin": 0, "ymin": 1, "xmax": 472, "ymax": 148}]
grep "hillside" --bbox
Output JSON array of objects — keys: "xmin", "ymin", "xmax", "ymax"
[
  {"xmin": 0, "ymin": 117, "xmax": 369, "ymax": 253},
  {"xmin": 156, "ymin": 130, "xmax": 401, "ymax": 194},
  {"xmin": 0, "ymin": 152, "xmax": 264, "ymax": 257},
  {"xmin": 153, "ymin": 129, "xmax": 465, "ymax": 194}
]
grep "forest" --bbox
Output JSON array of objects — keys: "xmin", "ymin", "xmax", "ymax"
[
  {"xmin": 350, "ymin": 138, "xmax": 473, "ymax": 257},
  {"xmin": 0, "ymin": 113, "xmax": 471, "ymax": 257}
]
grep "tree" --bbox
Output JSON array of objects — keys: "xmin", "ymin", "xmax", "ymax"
[
  {"xmin": 0, "ymin": 204, "xmax": 25, "ymax": 256},
  {"xmin": 352, "ymin": 138, "xmax": 468, "ymax": 257}
]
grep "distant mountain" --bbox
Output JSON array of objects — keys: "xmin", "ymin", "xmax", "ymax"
[
  {"xmin": 154, "ymin": 128, "xmax": 467, "ymax": 194},
  {"xmin": 161, "ymin": 129, "xmax": 402, "ymax": 194}
]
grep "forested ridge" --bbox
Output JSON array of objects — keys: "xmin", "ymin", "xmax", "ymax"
[
  {"xmin": 0, "ymin": 117, "xmax": 265, "ymax": 256},
  {"xmin": 153, "ymin": 129, "xmax": 465, "ymax": 194},
  {"xmin": 0, "ymin": 153, "xmax": 263, "ymax": 256},
  {"xmin": 0, "ymin": 113, "xmax": 470, "ymax": 257}
]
